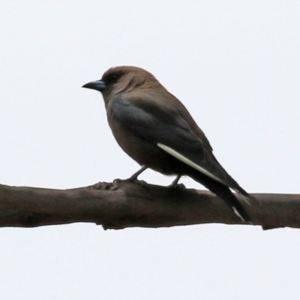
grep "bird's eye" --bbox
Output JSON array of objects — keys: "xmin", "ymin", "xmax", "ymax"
[
  {"xmin": 103, "ymin": 71, "xmax": 123, "ymax": 86},
  {"xmin": 106, "ymin": 74, "xmax": 119, "ymax": 85}
]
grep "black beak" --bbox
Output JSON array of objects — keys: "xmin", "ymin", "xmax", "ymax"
[{"xmin": 82, "ymin": 80, "xmax": 106, "ymax": 92}]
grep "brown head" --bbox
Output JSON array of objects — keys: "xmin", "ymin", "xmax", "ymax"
[{"xmin": 82, "ymin": 66, "xmax": 163, "ymax": 105}]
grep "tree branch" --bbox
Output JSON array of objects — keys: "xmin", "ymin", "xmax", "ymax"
[{"xmin": 0, "ymin": 181, "xmax": 298, "ymax": 230}]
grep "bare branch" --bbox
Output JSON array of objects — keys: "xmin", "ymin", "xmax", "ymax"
[{"xmin": 0, "ymin": 181, "xmax": 298, "ymax": 230}]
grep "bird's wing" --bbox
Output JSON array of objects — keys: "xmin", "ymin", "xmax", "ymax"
[{"xmin": 109, "ymin": 95, "xmax": 244, "ymax": 192}]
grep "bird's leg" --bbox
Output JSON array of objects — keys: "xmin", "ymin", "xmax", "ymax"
[
  {"xmin": 126, "ymin": 165, "xmax": 148, "ymax": 181},
  {"xmin": 168, "ymin": 175, "xmax": 186, "ymax": 190},
  {"xmin": 113, "ymin": 166, "xmax": 148, "ymax": 185},
  {"xmin": 170, "ymin": 175, "xmax": 181, "ymax": 187}
]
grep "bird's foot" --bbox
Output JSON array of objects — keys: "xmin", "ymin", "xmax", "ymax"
[
  {"xmin": 114, "ymin": 166, "xmax": 147, "ymax": 182},
  {"xmin": 113, "ymin": 177, "xmax": 148, "ymax": 187},
  {"xmin": 168, "ymin": 182, "xmax": 186, "ymax": 190},
  {"xmin": 167, "ymin": 175, "xmax": 186, "ymax": 190},
  {"xmin": 112, "ymin": 166, "xmax": 148, "ymax": 186}
]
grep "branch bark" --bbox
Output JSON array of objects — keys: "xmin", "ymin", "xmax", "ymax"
[{"xmin": 0, "ymin": 181, "xmax": 298, "ymax": 230}]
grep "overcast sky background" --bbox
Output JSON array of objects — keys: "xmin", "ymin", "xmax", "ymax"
[{"xmin": 1, "ymin": 1, "xmax": 300, "ymax": 299}]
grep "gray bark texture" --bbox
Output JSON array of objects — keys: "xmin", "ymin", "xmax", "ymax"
[{"xmin": 0, "ymin": 181, "xmax": 298, "ymax": 230}]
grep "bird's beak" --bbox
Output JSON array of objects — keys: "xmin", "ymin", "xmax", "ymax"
[{"xmin": 82, "ymin": 80, "xmax": 106, "ymax": 92}]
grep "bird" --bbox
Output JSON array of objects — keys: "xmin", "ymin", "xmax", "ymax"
[{"xmin": 82, "ymin": 66, "xmax": 254, "ymax": 223}]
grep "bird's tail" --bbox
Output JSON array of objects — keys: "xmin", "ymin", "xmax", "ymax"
[{"xmin": 188, "ymin": 171, "xmax": 252, "ymax": 223}]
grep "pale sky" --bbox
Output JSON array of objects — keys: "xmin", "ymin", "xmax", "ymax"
[{"xmin": 1, "ymin": 1, "xmax": 300, "ymax": 299}]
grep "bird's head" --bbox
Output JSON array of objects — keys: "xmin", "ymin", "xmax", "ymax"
[{"xmin": 82, "ymin": 66, "xmax": 159, "ymax": 105}]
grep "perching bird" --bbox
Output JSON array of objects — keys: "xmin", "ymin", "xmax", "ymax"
[{"xmin": 83, "ymin": 66, "xmax": 253, "ymax": 223}]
